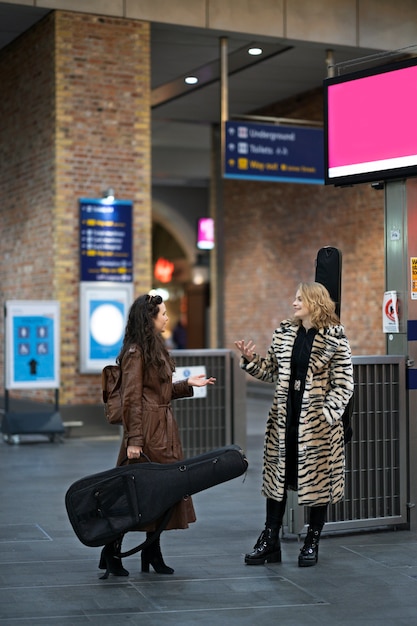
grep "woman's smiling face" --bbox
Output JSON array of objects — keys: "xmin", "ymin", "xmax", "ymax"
[{"xmin": 292, "ymin": 289, "xmax": 311, "ymax": 325}]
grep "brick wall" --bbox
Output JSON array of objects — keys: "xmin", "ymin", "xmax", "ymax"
[
  {"xmin": 0, "ymin": 11, "xmax": 151, "ymax": 406},
  {"xmin": 0, "ymin": 13, "xmax": 385, "ymax": 415},
  {"xmin": 0, "ymin": 14, "xmax": 57, "ymax": 404},
  {"xmin": 223, "ymin": 89, "xmax": 385, "ymax": 357}
]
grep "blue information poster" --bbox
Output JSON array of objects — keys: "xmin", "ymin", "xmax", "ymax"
[
  {"xmin": 224, "ymin": 121, "xmax": 324, "ymax": 184},
  {"xmin": 79, "ymin": 198, "xmax": 133, "ymax": 283},
  {"xmin": 5, "ymin": 301, "xmax": 60, "ymax": 390},
  {"xmin": 79, "ymin": 282, "xmax": 133, "ymax": 373}
]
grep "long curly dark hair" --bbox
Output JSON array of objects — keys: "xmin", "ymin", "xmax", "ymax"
[{"xmin": 117, "ymin": 294, "xmax": 175, "ymax": 381}]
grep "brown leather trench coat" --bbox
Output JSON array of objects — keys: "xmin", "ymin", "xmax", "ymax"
[{"xmin": 116, "ymin": 344, "xmax": 196, "ymax": 530}]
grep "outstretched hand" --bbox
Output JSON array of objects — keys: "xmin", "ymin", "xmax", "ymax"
[
  {"xmin": 234, "ymin": 339, "xmax": 256, "ymax": 361},
  {"xmin": 188, "ymin": 373, "xmax": 216, "ymax": 387}
]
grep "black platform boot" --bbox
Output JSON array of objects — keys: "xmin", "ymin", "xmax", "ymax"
[
  {"xmin": 298, "ymin": 526, "xmax": 322, "ymax": 567},
  {"xmin": 98, "ymin": 538, "xmax": 129, "ymax": 579},
  {"xmin": 244, "ymin": 527, "xmax": 281, "ymax": 565},
  {"xmin": 141, "ymin": 532, "xmax": 174, "ymax": 574}
]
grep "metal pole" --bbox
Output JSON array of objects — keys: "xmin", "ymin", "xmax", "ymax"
[
  {"xmin": 326, "ymin": 49, "xmax": 335, "ymax": 78},
  {"xmin": 220, "ymin": 37, "xmax": 228, "ymax": 173},
  {"xmin": 214, "ymin": 37, "xmax": 228, "ymax": 347}
]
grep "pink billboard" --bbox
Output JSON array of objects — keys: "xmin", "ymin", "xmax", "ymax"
[{"xmin": 324, "ymin": 58, "xmax": 417, "ymax": 186}]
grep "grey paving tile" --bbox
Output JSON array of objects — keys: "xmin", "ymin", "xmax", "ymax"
[{"xmin": 1, "ymin": 399, "xmax": 417, "ymax": 626}]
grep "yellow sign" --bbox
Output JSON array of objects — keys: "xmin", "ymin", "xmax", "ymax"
[{"xmin": 411, "ymin": 257, "xmax": 417, "ymax": 300}]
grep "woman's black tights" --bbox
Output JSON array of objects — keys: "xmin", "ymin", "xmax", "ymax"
[
  {"xmin": 266, "ymin": 494, "xmax": 287, "ymax": 529},
  {"xmin": 266, "ymin": 495, "xmax": 327, "ymax": 531},
  {"xmin": 308, "ymin": 504, "xmax": 327, "ymax": 530}
]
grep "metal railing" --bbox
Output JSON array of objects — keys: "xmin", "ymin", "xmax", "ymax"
[{"xmin": 171, "ymin": 349, "xmax": 247, "ymax": 458}]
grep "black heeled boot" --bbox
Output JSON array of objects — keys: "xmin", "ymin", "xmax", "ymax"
[
  {"xmin": 244, "ymin": 527, "xmax": 281, "ymax": 565},
  {"xmin": 298, "ymin": 526, "xmax": 322, "ymax": 567},
  {"xmin": 141, "ymin": 532, "xmax": 174, "ymax": 575},
  {"xmin": 98, "ymin": 539, "xmax": 129, "ymax": 579}
]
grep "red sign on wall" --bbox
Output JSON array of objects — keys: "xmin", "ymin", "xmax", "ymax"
[{"xmin": 154, "ymin": 258, "xmax": 174, "ymax": 283}]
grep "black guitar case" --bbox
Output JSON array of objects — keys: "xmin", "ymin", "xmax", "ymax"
[
  {"xmin": 315, "ymin": 246, "xmax": 353, "ymax": 443},
  {"xmin": 65, "ymin": 444, "xmax": 248, "ymax": 549},
  {"xmin": 315, "ymin": 246, "xmax": 342, "ymax": 318}
]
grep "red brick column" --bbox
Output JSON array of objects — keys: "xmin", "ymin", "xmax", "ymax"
[{"xmin": 0, "ymin": 11, "xmax": 151, "ymax": 407}]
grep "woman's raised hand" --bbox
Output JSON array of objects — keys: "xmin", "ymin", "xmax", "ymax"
[{"xmin": 234, "ymin": 339, "xmax": 256, "ymax": 361}]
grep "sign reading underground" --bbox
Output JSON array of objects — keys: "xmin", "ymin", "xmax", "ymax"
[{"xmin": 224, "ymin": 121, "xmax": 324, "ymax": 184}]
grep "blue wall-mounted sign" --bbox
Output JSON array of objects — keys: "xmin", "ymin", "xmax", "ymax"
[
  {"xmin": 79, "ymin": 198, "xmax": 133, "ymax": 283},
  {"xmin": 5, "ymin": 301, "xmax": 60, "ymax": 390},
  {"xmin": 79, "ymin": 282, "xmax": 134, "ymax": 373},
  {"xmin": 224, "ymin": 121, "xmax": 324, "ymax": 184}
]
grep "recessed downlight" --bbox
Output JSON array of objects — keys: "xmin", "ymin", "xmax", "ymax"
[
  {"xmin": 185, "ymin": 76, "xmax": 199, "ymax": 85},
  {"xmin": 248, "ymin": 47, "xmax": 263, "ymax": 56}
]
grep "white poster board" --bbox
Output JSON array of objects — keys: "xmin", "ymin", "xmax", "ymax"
[
  {"xmin": 5, "ymin": 300, "xmax": 60, "ymax": 390},
  {"xmin": 79, "ymin": 282, "xmax": 133, "ymax": 373}
]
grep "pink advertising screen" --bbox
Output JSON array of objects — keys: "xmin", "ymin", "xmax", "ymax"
[{"xmin": 324, "ymin": 57, "xmax": 417, "ymax": 186}]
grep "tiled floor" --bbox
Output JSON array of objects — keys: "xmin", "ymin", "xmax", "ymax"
[{"xmin": 1, "ymin": 396, "xmax": 417, "ymax": 625}]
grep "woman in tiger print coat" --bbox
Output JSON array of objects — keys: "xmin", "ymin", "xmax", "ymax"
[{"xmin": 235, "ymin": 282, "xmax": 353, "ymax": 567}]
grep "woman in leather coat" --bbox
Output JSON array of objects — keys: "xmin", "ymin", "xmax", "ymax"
[{"xmin": 99, "ymin": 293, "xmax": 215, "ymax": 578}]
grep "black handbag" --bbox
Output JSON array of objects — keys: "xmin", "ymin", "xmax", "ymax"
[{"xmin": 65, "ymin": 444, "xmax": 248, "ymax": 549}]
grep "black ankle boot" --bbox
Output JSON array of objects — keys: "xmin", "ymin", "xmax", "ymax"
[
  {"xmin": 98, "ymin": 539, "xmax": 129, "ymax": 579},
  {"xmin": 141, "ymin": 533, "xmax": 174, "ymax": 575},
  {"xmin": 298, "ymin": 526, "xmax": 322, "ymax": 567},
  {"xmin": 244, "ymin": 527, "xmax": 281, "ymax": 565}
]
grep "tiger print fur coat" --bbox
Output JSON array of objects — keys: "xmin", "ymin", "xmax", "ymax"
[{"xmin": 241, "ymin": 319, "xmax": 354, "ymax": 506}]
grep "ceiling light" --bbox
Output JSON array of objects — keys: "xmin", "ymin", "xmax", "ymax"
[
  {"xmin": 184, "ymin": 76, "xmax": 198, "ymax": 85},
  {"xmin": 248, "ymin": 47, "xmax": 263, "ymax": 56}
]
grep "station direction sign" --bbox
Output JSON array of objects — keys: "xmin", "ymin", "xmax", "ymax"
[
  {"xmin": 224, "ymin": 121, "xmax": 324, "ymax": 184},
  {"xmin": 79, "ymin": 198, "xmax": 133, "ymax": 283}
]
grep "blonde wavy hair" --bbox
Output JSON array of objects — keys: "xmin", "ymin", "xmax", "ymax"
[{"xmin": 294, "ymin": 282, "xmax": 340, "ymax": 329}]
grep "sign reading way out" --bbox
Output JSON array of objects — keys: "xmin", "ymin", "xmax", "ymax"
[{"xmin": 224, "ymin": 121, "xmax": 324, "ymax": 184}]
